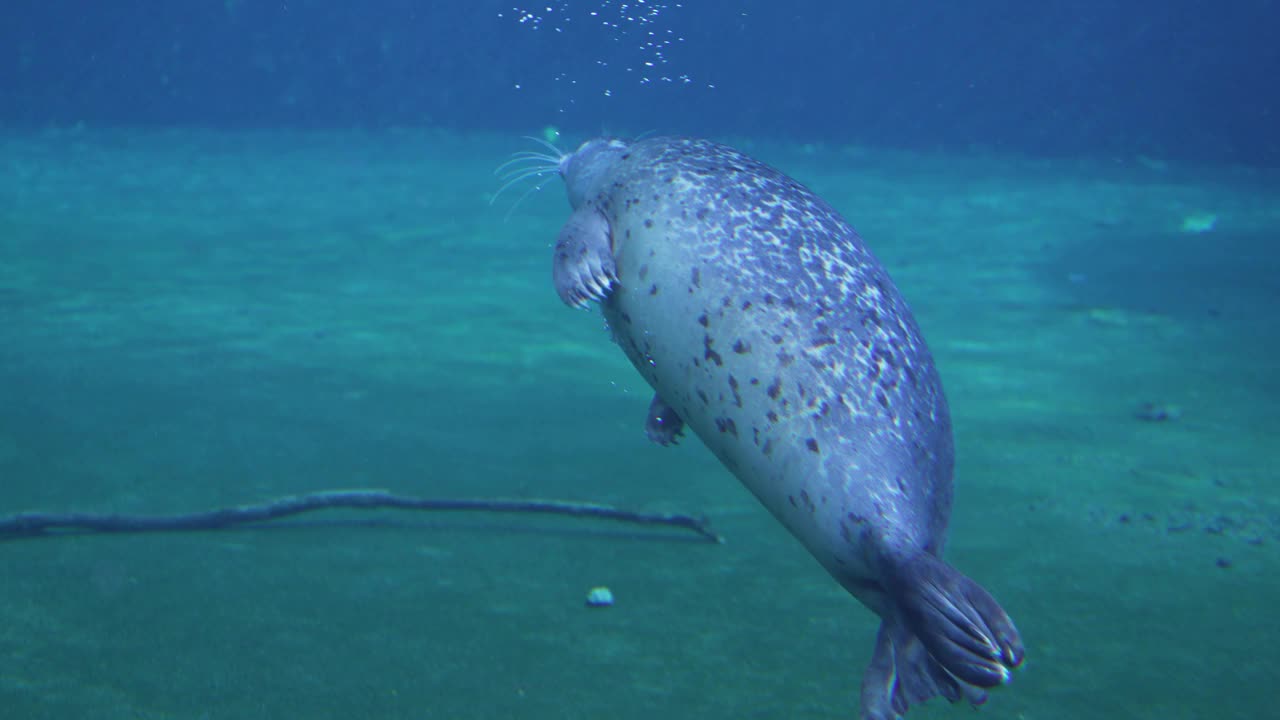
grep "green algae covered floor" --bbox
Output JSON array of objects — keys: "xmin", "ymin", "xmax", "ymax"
[{"xmin": 1, "ymin": 128, "xmax": 1276, "ymax": 720}]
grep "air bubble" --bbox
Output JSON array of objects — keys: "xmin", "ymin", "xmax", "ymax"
[{"xmin": 503, "ymin": 1, "xmax": 700, "ymax": 97}]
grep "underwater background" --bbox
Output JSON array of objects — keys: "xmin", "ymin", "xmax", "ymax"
[{"xmin": 1, "ymin": 2, "xmax": 1277, "ymax": 719}]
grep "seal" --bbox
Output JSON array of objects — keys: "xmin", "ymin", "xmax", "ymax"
[{"xmin": 546, "ymin": 136, "xmax": 1024, "ymax": 719}]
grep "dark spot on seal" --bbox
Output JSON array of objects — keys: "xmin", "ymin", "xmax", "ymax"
[
  {"xmin": 715, "ymin": 417, "xmax": 738, "ymax": 437},
  {"xmin": 732, "ymin": 339, "xmax": 751, "ymax": 354},
  {"xmin": 767, "ymin": 410, "xmax": 778, "ymax": 423},
  {"xmin": 788, "ymin": 495, "xmax": 797, "ymax": 508},
  {"xmin": 728, "ymin": 375, "xmax": 742, "ymax": 407},
  {"xmin": 806, "ymin": 438, "xmax": 820, "ymax": 454},
  {"xmin": 767, "ymin": 378, "xmax": 782, "ymax": 400},
  {"xmin": 749, "ymin": 377, "xmax": 759, "ymax": 385},
  {"xmin": 697, "ymin": 389, "xmax": 709, "ymax": 405},
  {"xmin": 777, "ymin": 350, "xmax": 794, "ymax": 367},
  {"xmin": 741, "ymin": 300, "xmax": 753, "ymax": 311},
  {"xmin": 691, "ymin": 267, "xmax": 701, "ymax": 288},
  {"xmin": 697, "ymin": 313, "xmax": 709, "ymax": 327},
  {"xmin": 704, "ymin": 335, "xmax": 723, "ymax": 366},
  {"xmin": 761, "ymin": 439, "xmax": 773, "ymax": 456},
  {"xmin": 872, "ymin": 345, "xmax": 897, "ymax": 369},
  {"xmin": 875, "ymin": 390, "xmax": 890, "ymax": 409},
  {"xmin": 799, "ymin": 490, "xmax": 814, "ymax": 512},
  {"xmin": 649, "ymin": 284, "xmax": 659, "ymax": 295},
  {"xmin": 644, "ymin": 218, "xmax": 654, "ymax": 228},
  {"xmin": 639, "ymin": 264, "xmax": 649, "ymax": 280},
  {"xmin": 811, "ymin": 336, "xmax": 836, "ymax": 350},
  {"xmin": 771, "ymin": 334, "xmax": 783, "ymax": 344}
]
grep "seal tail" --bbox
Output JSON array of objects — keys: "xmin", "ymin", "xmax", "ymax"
[
  {"xmin": 859, "ymin": 618, "xmax": 987, "ymax": 720},
  {"xmin": 889, "ymin": 553, "xmax": 1024, "ymax": 690}
]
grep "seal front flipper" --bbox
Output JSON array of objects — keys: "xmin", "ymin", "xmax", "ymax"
[
  {"xmin": 644, "ymin": 394, "xmax": 685, "ymax": 446},
  {"xmin": 860, "ymin": 620, "xmax": 988, "ymax": 720},
  {"xmin": 889, "ymin": 553, "xmax": 1025, "ymax": 689},
  {"xmin": 553, "ymin": 206, "xmax": 618, "ymax": 309}
]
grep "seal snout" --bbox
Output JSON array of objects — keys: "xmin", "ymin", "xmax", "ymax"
[{"xmin": 559, "ymin": 137, "xmax": 631, "ymax": 211}]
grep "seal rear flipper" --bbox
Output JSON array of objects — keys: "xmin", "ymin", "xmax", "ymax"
[
  {"xmin": 889, "ymin": 553, "xmax": 1024, "ymax": 689},
  {"xmin": 860, "ymin": 620, "xmax": 988, "ymax": 720},
  {"xmin": 553, "ymin": 206, "xmax": 618, "ymax": 309},
  {"xmin": 644, "ymin": 394, "xmax": 685, "ymax": 446}
]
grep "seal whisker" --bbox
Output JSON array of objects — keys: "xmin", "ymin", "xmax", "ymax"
[
  {"xmin": 507, "ymin": 150, "xmax": 562, "ymax": 162},
  {"xmin": 522, "ymin": 135, "xmax": 565, "ymax": 158},
  {"xmin": 496, "ymin": 162, "xmax": 556, "ymax": 183},
  {"xmin": 494, "ymin": 159, "xmax": 546, "ymax": 176},
  {"xmin": 491, "ymin": 166, "xmax": 556, "ymax": 206},
  {"xmin": 495, "ymin": 152, "xmax": 561, "ymax": 174},
  {"xmin": 502, "ymin": 171, "xmax": 561, "ymax": 221},
  {"xmin": 490, "ymin": 137, "xmax": 570, "ymax": 219}
]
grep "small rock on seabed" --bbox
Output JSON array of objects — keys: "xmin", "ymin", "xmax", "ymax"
[{"xmin": 585, "ymin": 586, "xmax": 615, "ymax": 608}]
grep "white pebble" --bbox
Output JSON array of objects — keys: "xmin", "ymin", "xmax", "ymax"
[{"xmin": 585, "ymin": 586, "xmax": 615, "ymax": 607}]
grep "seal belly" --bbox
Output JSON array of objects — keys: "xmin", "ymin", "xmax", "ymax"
[{"xmin": 601, "ymin": 205, "xmax": 915, "ymax": 589}]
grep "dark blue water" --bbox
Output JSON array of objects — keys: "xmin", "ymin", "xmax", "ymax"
[
  {"xmin": 3, "ymin": 1, "xmax": 1278, "ymax": 164},
  {"xmin": 1, "ymin": 4, "xmax": 1277, "ymax": 720}
]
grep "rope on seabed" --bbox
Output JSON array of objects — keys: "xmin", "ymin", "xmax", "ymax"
[{"xmin": 0, "ymin": 489, "xmax": 723, "ymax": 544}]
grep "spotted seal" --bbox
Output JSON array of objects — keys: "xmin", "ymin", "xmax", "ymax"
[{"xmin": 547, "ymin": 136, "xmax": 1023, "ymax": 719}]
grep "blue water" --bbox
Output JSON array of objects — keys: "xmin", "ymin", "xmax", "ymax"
[{"xmin": 1, "ymin": 4, "xmax": 1277, "ymax": 720}]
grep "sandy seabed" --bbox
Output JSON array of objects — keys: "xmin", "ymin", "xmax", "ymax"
[{"xmin": 1, "ymin": 128, "xmax": 1276, "ymax": 719}]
